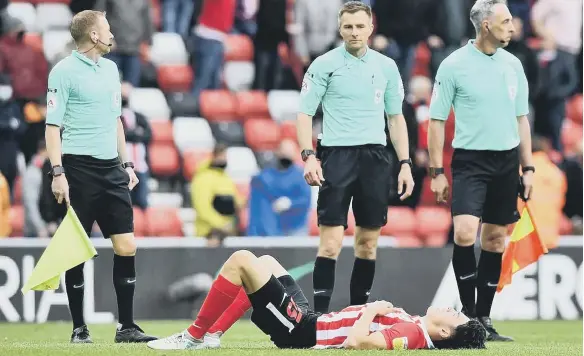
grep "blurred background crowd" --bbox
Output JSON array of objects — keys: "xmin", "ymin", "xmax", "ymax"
[{"xmin": 0, "ymin": 0, "xmax": 581, "ymax": 249}]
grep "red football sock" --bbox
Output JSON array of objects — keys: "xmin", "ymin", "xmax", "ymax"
[
  {"xmin": 208, "ymin": 287, "xmax": 251, "ymax": 334},
  {"xmin": 187, "ymin": 275, "xmax": 240, "ymax": 339}
]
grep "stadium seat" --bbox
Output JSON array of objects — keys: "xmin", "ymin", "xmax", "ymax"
[
  {"xmin": 226, "ymin": 146, "xmax": 260, "ymax": 182},
  {"xmin": 236, "ymin": 181, "xmax": 250, "ymax": 201},
  {"xmin": 42, "ymin": 30, "xmax": 71, "ymax": 63},
  {"xmin": 395, "ymin": 235, "xmax": 424, "ymax": 248},
  {"xmin": 173, "ymin": 116, "xmax": 215, "ymax": 153},
  {"xmin": 244, "ymin": 118, "xmax": 280, "ymax": 151},
  {"xmin": 209, "ymin": 121, "xmax": 246, "ymax": 147},
  {"xmin": 166, "ymin": 92, "xmax": 199, "ymax": 118},
  {"xmin": 566, "ymin": 94, "xmax": 583, "ymax": 125},
  {"xmin": 35, "ymin": 3, "xmax": 72, "ymax": 32},
  {"xmin": 280, "ymin": 121, "xmax": 297, "ymax": 141},
  {"xmin": 255, "ymin": 150, "xmax": 278, "ymax": 169},
  {"xmin": 267, "ymin": 90, "xmax": 301, "ymax": 123},
  {"xmin": 425, "ymin": 234, "xmax": 448, "ymax": 247},
  {"xmin": 381, "ymin": 207, "xmax": 416, "ymax": 237},
  {"xmin": 182, "ymin": 148, "xmax": 212, "ymax": 180},
  {"xmin": 10, "ymin": 205, "xmax": 24, "ymax": 237},
  {"xmin": 148, "ymin": 192, "xmax": 184, "ymax": 208},
  {"xmin": 128, "ymin": 88, "xmax": 171, "ymax": 121},
  {"xmin": 224, "ymin": 34, "xmax": 254, "ymax": 61},
  {"xmin": 149, "ymin": 32, "xmax": 189, "ymax": 66},
  {"xmin": 23, "ymin": 32, "xmax": 43, "ymax": 53},
  {"xmin": 7, "ymin": 2, "xmax": 36, "ymax": 32},
  {"xmin": 148, "ymin": 142, "xmax": 180, "ymax": 177},
  {"xmin": 146, "ymin": 207, "xmax": 183, "ymax": 237},
  {"xmin": 199, "ymin": 90, "xmax": 238, "ymax": 122},
  {"xmin": 415, "ymin": 206, "xmax": 451, "ymax": 239},
  {"xmin": 235, "ymin": 91, "xmax": 269, "ymax": 118},
  {"xmin": 150, "ymin": 120, "xmax": 174, "ymax": 144},
  {"xmin": 157, "ymin": 65, "xmax": 194, "ymax": 92},
  {"xmin": 133, "ymin": 207, "xmax": 147, "ymax": 237},
  {"xmin": 13, "ymin": 176, "xmax": 22, "ymax": 205},
  {"xmin": 224, "ymin": 61, "xmax": 255, "ymax": 92}
]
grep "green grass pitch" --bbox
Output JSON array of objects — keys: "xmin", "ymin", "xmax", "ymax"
[{"xmin": 0, "ymin": 320, "xmax": 582, "ymax": 356}]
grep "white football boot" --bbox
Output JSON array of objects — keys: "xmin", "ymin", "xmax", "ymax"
[{"xmin": 147, "ymin": 331, "xmax": 206, "ymax": 350}]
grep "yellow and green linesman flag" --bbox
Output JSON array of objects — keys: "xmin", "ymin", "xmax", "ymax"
[{"xmin": 21, "ymin": 207, "xmax": 97, "ymax": 294}]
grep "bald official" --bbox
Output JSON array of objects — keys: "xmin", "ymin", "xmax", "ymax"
[
  {"xmin": 297, "ymin": 1, "xmax": 414, "ymax": 314},
  {"xmin": 45, "ymin": 10, "xmax": 157, "ymax": 344},
  {"xmin": 428, "ymin": 0, "xmax": 534, "ymax": 342}
]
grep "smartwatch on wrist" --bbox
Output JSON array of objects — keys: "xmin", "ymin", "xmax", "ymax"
[
  {"xmin": 399, "ymin": 158, "xmax": 413, "ymax": 168},
  {"xmin": 301, "ymin": 149, "xmax": 316, "ymax": 162},
  {"xmin": 122, "ymin": 161, "xmax": 135, "ymax": 169},
  {"xmin": 428, "ymin": 167, "xmax": 445, "ymax": 178},
  {"xmin": 50, "ymin": 165, "xmax": 65, "ymax": 177}
]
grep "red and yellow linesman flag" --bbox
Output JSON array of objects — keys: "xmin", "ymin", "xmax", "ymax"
[{"xmin": 497, "ymin": 204, "xmax": 548, "ymax": 293}]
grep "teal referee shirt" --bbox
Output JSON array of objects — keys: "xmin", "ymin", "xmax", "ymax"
[
  {"xmin": 429, "ymin": 40, "xmax": 529, "ymax": 151},
  {"xmin": 46, "ymin": 50, "xmax": 122, "ymax": 160},
  {"xmin": 299, "ymin": 45, "xmax": 404, "ymax": 147}
]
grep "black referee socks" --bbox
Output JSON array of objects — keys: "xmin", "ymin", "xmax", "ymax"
[
  {"xmin": 65, "ymin": 263, "xmax": 85, "ymax": 329},
  {"xmin": 350, "ymin": 258, "xmax": 375, "ymax": 306},
  {"xmin": 313, "ymin": 257, "xmax": 336, "ymax": 314},
  {"xmin": 113, "ymin": 254, "xmax": 136, "ymax": 329},
  {"xmin": 452, "ymin": 243, "xmax": 477, "ymax": 316},
  {"xmin": 476, "ymin": 250, "xmax": 503, "ymax": 318}
]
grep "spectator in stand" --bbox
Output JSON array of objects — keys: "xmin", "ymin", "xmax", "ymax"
[
  {"xmin": 247, "ymin": 139, "xmax": 311, "ymax": 237},
  {"xmin": 0, "ymin": 74, "xmax": 25, "ymax": 195},
  {"xmin": 506, "ymin": 17, "xmax": 539, "ymax": 106},
  {"xmin": 162, "ymin": 0, "xmax": 195, "ymax": 39},
  {"xmin": 561, "ymin": 140, "xmax": 583, "ymax": 235},
  {"xmin": 191, "ymin": 143, "xmax": 243, "ymax": 240},
  {"xmin": 233, "ymin": 0, "xmax": 258, "ymax": 37},
  {"xmin": 372, "ymin": 0, "xmax": 439, "ymax": 84},
  {"xmin": 120, "ymin": 83, "xmax": 152, "ymax": 210},
  {"xmin": 23, "ymin": 140, "xmax": 49, "ymax": 238},
  {"xmin": 95, "ymin": 0, "xmax": 153, "ymax": 87},
  {"xmin": 519, "ymin": 136, "xmax": 566, "ymax": 249},
  {"xmin": 189, "ymin": 0, "xmax": 236, "ymax": 99},
  {"xmin": 507, "ymin": 0, "xmax": 532, "ymax": 36},
  {"xmin": 252, "ymin": 0, "xmax": 288, "ymax": 91},
  {"xmin": 293, "ymin": 0, "xmax": 342, "ymax": 72},
  {"xmin": 531, "ymin": 0, "xmax": 583, "ymax": 151},
  {"xmin": 0, "ymin": 171, "xmax": 10, "ymax": 237}
]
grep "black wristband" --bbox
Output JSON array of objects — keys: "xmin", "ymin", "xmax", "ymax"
[{"xmin": 522, "ymin": 166, "xmax": 535, "ymax": 174}]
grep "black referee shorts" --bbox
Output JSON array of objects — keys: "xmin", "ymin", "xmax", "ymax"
[
  {"xmin": 63, "ymin": 154, "xmax": 134, "ymax": 238},
  {"xmin": 317, "ymin": 144, "xmax": 391, "ymax": 229},
  {"xmin": 451, "ymin": 146, "xmax": 520, "ymax": 226}
]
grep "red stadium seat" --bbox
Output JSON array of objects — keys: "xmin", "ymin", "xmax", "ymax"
[
  {"xmin": 415, "ymin": 206, "xmax": 451, "ymax": 239},
  {"xmin": 224, "ymin": 35, "xmax": 254, "ymax": 61},
  {"xmin": 395, "ymin": 235, "xmax": 424, "ymax": 248},
  {"xmin": 199, "ymin": 90, "xmax": 237, "ymax": 122},
  {"xmin": 425, "ymin": 233, "xmax": 448, "ymax": 247},
  {"xmin": 244, "ymin": 118, "xmax": 281, "ymax": 151},
  {"xmin": 566, "ymin": 94, "xmax": 583, "ymax": 125},
  {"xmin": 381, "ymin": 207, "xmax": 416, "ymax": 236},
  {"xmin": 157, "ymin": 65, "xmax": 194, "ymax": 92},
  {"xmin": 235, "ymin": 91, "xmax": 269, "ymax": 118},
  {"xmin": 146, "ymin": 207, "xmax": 183, "ymax": 237},
  {"xmin": 149, "ymin": 143, "xmax": 180, "ymax": 177},
  {"xmin": 10, "ymin": 205, "xmax": 24, "ymax": 237},
  {"xmin": 133, "ymin": 207, "xmax": 147, "ymax": 237},
  {"xmin": 23, "ymin": 33, "xmax": 43, "ymax": 53},
  {"xmin": 280, "ymin": 121, "xmax": 297, "ymax": 141},
  {"xmin": 13, "ymin": 176, "xmax": 22, "ymax": 205},
  {"xmin": 182, "ymin": 148, "xmax": 212, "ymax": 180},
  {"xmin": 150, "ymin": 120, "xmax": 173, "ymax": 144}
]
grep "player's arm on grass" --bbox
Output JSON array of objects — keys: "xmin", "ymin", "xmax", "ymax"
[
  {"xmin": 45, "ymin": 65, "xmax": 71, "ymax": 167},
  {"xmin": 297, "ymin": 58, "xmax": 327, "ymax": 151},
  {"xmin": 428, "ymin": 61, "xmax": 455, "ymax": 168},
  {"xmin": 384, "ymin": 58, "xmax": 409, "ymax": 161}
]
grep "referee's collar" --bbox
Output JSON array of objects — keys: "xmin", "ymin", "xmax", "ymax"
[
  {"xmin": 467, "ymin": 39, "xmax": 499, "ymax": 57},
  {"xmin": 72, "ymin": 50, "xmax": 104, "ymax": 67},
  {"xmin": 341, "ymin": 44, "xmax": 371, "ymax": 63}
]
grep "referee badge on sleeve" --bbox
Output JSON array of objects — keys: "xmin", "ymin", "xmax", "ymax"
[
  {"xmin": 47, "ymin": 93, "xmax": 57, "ymax": 113},
  {"xmin": 301, "ymin": 78, "xmax": 310, "ymax": 95},
  {"xmin": 374, "ymin": 89, "xmax": 382, "ymax": 104},
  {"xmin": 111, "ymin": 91, "xmax": 121, "ymax": 111}
]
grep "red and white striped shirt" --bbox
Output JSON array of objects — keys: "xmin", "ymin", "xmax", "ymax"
[{"xmin": 314, "ymin": 305, "xmax": 434, "ymax": 350}]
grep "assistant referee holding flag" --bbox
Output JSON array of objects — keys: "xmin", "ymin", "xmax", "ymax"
[
  {"xmin": 428, "ymin": 0, "xmax": 534, "ymax": 342},
  {"xmin": 45, "ymin": 10, "xmax": 157, "ymax": 343},
  {"xmin": 298, "ymin": 1, "xmax": 414, "ymax": 314}
]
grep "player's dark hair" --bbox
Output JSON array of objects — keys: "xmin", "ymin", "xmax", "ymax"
[{"xmin": 432, "ymin": 319, "xmax": 487, "ymax": 350}]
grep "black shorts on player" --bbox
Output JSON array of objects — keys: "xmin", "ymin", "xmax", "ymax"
[
  {"xmin": 63, "ymin": 154, "xmax": 134, "ymax": 237},
  {"xmin": 248, "ymin": 275, "xmax": 318, "ymax": 349},
  {"xmin": 450, "ymin": 146, "xmax": 520, "ymax": 225},
  {"xmin": 317, "ymin": 144, "xmax": 392, "ymax": 229}
]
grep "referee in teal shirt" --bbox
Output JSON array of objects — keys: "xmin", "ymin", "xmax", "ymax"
[
  {"xmin": 297, "ymin": 1, "xmax": 414, "ymax": 314},
  {"xmin": 45, "ymin": 10, "xmax": 156, "ymax": 344},
  {"xmin": 428, "ymin": 0, "xmax": 534, "ymax": 342}
]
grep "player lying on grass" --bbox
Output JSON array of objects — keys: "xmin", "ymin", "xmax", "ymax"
[{"xmin": 148, "ymin": 250, "xmax": 486, "ymax": 350}]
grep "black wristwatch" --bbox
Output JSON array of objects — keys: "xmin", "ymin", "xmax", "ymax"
[
  {"xmin": 122, "ymin": 161, "xmax": 135, "ymax": 169},
  {"xmin": 50, "ymin": 165, "xmax": 65, "ymax": 177},
  {"xmin": 399, "ymin": 158, "xmax": 413, "ymax": 168},
  {"xmin": 428, "ymin": 167, "xmax": 445, "ymax": 178},
  {"xmin": 301, "ymin": 149, "xmax": 316, "ymax": 162},
  {"xmin": 522, "ymin": 166, "xmax": 535, "ymax": 174}
]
